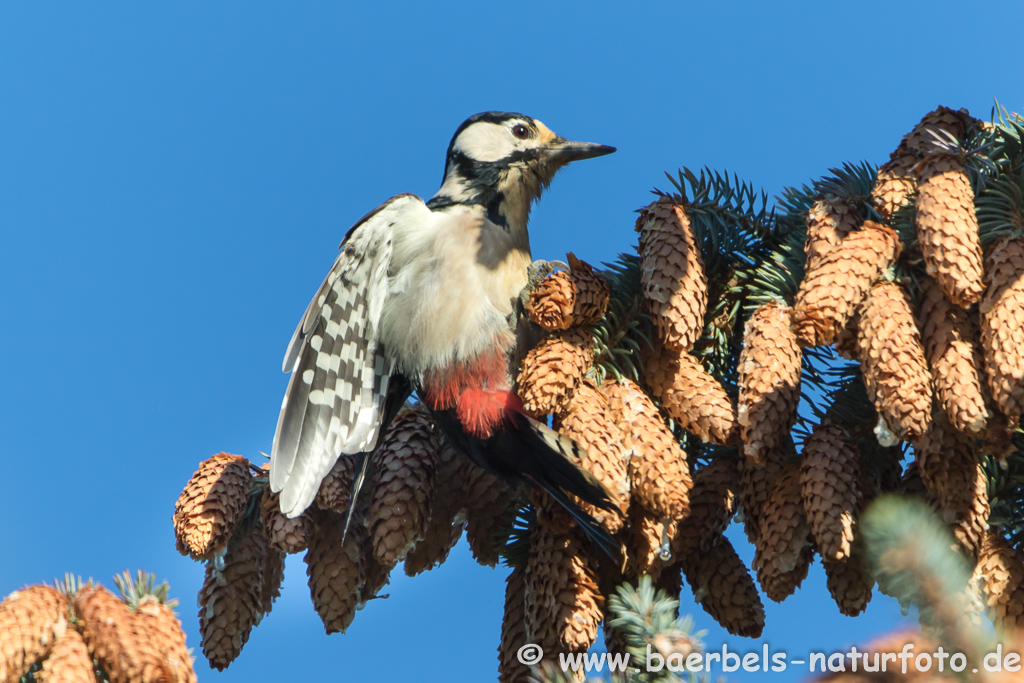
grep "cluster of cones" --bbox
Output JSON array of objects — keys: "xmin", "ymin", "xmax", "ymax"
[
  {"xmin": 169, "ymin": 104, "xmax": 1024, "ymax": 680},
  {"xmin": 783, "ymin": 106, "xmax": 1022, "ymax": 621},
  {"xmin": 172, "ymin": 430, "xmax": 525, "ymax": 669},
  {"xmin": 0, "ymin": 571, "xmax": 194, "ymax": 683}
]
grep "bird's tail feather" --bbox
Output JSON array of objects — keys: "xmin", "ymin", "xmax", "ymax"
[
  {"xmin": 430, "ymin": 406, "xmax": 621, "ymax": 558},
  {"xmin": 527, "ymin": 474, "xmax": 621, "ymax": 560}
]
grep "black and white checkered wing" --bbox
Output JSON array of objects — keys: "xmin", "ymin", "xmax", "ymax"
[{"xmin": 270, "ymin": 193, "xmax": 427, "ymax": 516}]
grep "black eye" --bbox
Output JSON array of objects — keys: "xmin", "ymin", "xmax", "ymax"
[{"xmin": 512, "ymin": 123, "xmax": 531, "ymax": 140}]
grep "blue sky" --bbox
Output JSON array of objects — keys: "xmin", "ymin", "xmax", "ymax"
[{"xmin": 1, "ymin": 2, "xmax": 1021, "ymax": 681}]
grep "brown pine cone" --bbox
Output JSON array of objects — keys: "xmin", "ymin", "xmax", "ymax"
[
  {"xmin": 912, "ymin": 410, "xmax": 979, "ymax": 515},
  {"xmin": 753, "ymin": 462, "xmax": 814, "ymax": 602},
  {"xmin": 916, "ymin": 154, "xmax": 985, "ymax": 307},
  {"xmin": 404, "ymin": 441, "xmax": 469, "ymax": 576},
  {"xmin": 623, "ymin": 505, "xmax": 676, "ymax": 581},
  {"xmin": 800, "ymin": 422, "xmax": 860, "ymax": 562},
  {"xmin": 304, "ymin": 509, "xmax": 365, "ymax": 635},
  {"xmin": 740, "ymin": 437, "xmax": 790, "ymax": 543},
  {"xmin": 134, "ymin": 599, "xmax": 198, "ymax": 683},
  {"xmin": 260, "ymin": 486, "xmax": 312, "ymax": 554},
  {"xmin": 75, "ymin": 585, "xmax": 173, "ymax": 682},
  {"xmin": 857, "ymin": 281, "xmax": 934, "ymax": 441},
  {"xmin": 952, "ymin": 463, "xmax": 989, "ymax": 562},
  {"xmin": 823, "ymin": 548, "xmax": 874, "ymax": 617},
  {"xmin": 917, "ymin": 275, "xmax": 989, "ymax": 432},
  {"xmin": 368, "ymin": 409, "xmax": 441, "ymax": 567},
  {"xmin": 873, "ymin": 140, "xmax": 919, "ymax": 220},
  {"xmin": 498, "ymin": 565, "xmax": 531, "ymax": 683},
  {"xmin": 738, "ymin": 302, "xmax": 802, "ymax": 462},
  {"xmin": 0, "ymin": 585, "xmax": 68, "ymax": 683},
  {"xmin": 173, "ymin": 453, "xmax": 253, "ymax": 560},
  {"xmin": 905, "ymin": 105, "xmax": 970, "ymax": 154},
  {"xmin": 981, "ymin": 236, "xmax": 1024, "ymax": 422},
  {"xmin": 645, "ymin": 345, "xmax": 738, "ymax": 446},
  {"xmin": 195, "ymin": 524, "xmax": 268, "ymax": 670},
  {"xmin": 554, "ymin": 379, "xmax": 630, "ymax": 533},
  {"xmin": 34, "ymin": 628, "xmax": 94, "ymax": 683},
  {"xmin": 977, "ymin": 532, "xmax": 1024, "ymax": 631},
  {"xmin": 517, "ymin": 328, "xmax": 594, "ymax": 418},
  {"xmin": 636, "ymin": 198, "xmax": 708, "ymax": 352},
  {"xmin": 792, "ymin": 221, "xmax": 900, "ymax": 347},
  {"xmin": 523, "ymin": 522, "xmax": 604, "ymax": 655},
  {"xmin": 678, "ymin": 536, "xmax": 764, "ymax": 637},
  {"xmin": 315, "ymin": 455, "xmax": 355, "ymax": 513},
  {"xmin": 674, "ymin": 456, "xmax": 738, "ymax": 555},
  {"xmin": 804, "ymin": 198, "xmax": 860, "ymax": 272},
  {"xmin": 259, "ymin": 546, "xmax": 286, "ymax": 619},
  {"xmin": 565, "ymin": 253, "xmax": 610, "ymax": 326},
  {"xmin": 463, "ymin": 460, "xmax": 520, "ymax": 567},
  {"xmin": 604, "ymin": 378, "xmax": 691, "ymax": 520}
]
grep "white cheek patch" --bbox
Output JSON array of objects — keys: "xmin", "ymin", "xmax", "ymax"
[{"xmin": 452, "ymin": 121, "xmax": 519, "ymax": 162}]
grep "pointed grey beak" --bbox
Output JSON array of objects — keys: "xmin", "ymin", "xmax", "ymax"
[{"xmin": 548, "ymin": 138, "xmax": 617, "ymax": 162}]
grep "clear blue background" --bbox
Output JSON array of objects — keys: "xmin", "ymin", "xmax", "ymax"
[{"xmin": 1, "ymin": 2, "xmax": 1020, "ymax": 681}]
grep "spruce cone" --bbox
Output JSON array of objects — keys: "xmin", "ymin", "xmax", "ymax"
[
  {"xmin": 981, "ymin": 236, "xmax": 1024, "ymax": 421},
  {"xmin": 905, "ymin": 105, "xmax": 969, "ymax": 155},
  {"xmin": 823, "ymin": 549, "xmax": 874, "ymax": 617},
  {"xmin": 740, "ymin": 437, "xmax": 789, "ymax": 543},
  {"xmin": 34, "ymin": 628, "xmax": 93, "ymax": 683},
  {"xmin": 173, "ymin": 453, "xmax": 253, "ymax": 559},
  {"xmin": 977, "ymin": 532, "xmax": 1024, "ymax": 630},
  {"xmin": 75, "ymin": 585, "xmax": 173, "ymax": 683},
  {"xmin": 368, "ymin": 409, "xmax": 441, "ymax": 567},
  {"xmin": 260, "ymin": 486, "xmax": 312, "ymax": 554},
  {"xmin": 800, "ymin": 422, "xmax": 860, "ymax": 562},
  {"xmin": 259, "ymin": 546, "xmax": 286, "ymax": 618},
  {"xmin": 678, "ymin": 536, "xmax": 765, "ymax": 637},
  {"xmin": 0, "ymin": 585, "xmax": 68, "ymax": 683},
  {"xmin": 644, "ymin": 345, "xmax": 738, "ymax": 446},
  {"xmin": 604, "ymin": 378, "xmax": 691, "ymax": 520},
  {"xmin": 873, "ymin": 140, "xmax": 919, "ymax": 220},
  {"xmin": 738, "ymin": 302, "xmax": 802, "ymax": 462},
  {"xmin": 624, "ymin": 506, "xmax": 676, "ymax": 581},
  {"xmin": 524, "ymin": 256, "xmax": 609, "ymax": 332},
  {"xmin": 804, "ymin": 198, "xmax": 860, "ymax": 272},
  {"xmin": 135, "ymin": 600, "xmax": 198, "ymax": 683},
  {"xmin": 565, "ymin": 254, "xmax": 610, "ymax": 326},
  {"xmin": 405, "ymin": 442, "xmax": 469, "ymax": 576},
  {"xmin": 636, "ymin": 198, "xmax": 708, "ymax": 352},
  {"xmin": 554, "ymin": 379, "xmax": 630, "ymax": 533},
  {"xmin": 315, "ymin": 455, "xmax": 355, "ymax": 513},
  {"xmin": 196, "ymin": 524, "xmax": 268, "ymax": 669},
  {"xmin": 952, "ymin": 463, "xmax": 989, "ymax": 561},
  {"xmin": 526, "ymin": 270, "xmax": 575, "ymax": 331},
  {"xmin": 517, "ymin": 328, "xmax": 594, "ymax": 417},
  {"xmin": 916, "ymin": 154, "xmax": 985, "ymax": 307},
  {"xmin": 463, "ymin": 461, "xmax": 519, "ymax": 567},
  {"xmin": 498, "ymin": 566, "xmax": 531, "ymax": 683},
  {"xmin": 917, "ymin": 276, "xmax": 988, "ymax": 432},
  {"xmin": 834, "ymin": 312, "xmax": 860, "ymax": 360},
  {"xmin": 304, "ymin": 509, "xmax": 365, "ymax": 635},
  {"xmin": 523, "ymin": 523, "xmax": 603, "ymax": 655},
  {"xmin": 753, "ymin": 462, "xmax": 814, "ymax": 602},
  {"xmin": 674, "ymin": 457, "xmax": 738, "ymax": 555},
  {"xmin": 913, "ymin": 411, "xmax": 979, "ymax": 515},
  {"xmin": 792, "ymin": 221, "xmax": 900, "ymax": 347},
  {"xmin": 857, "ymin": 281, "xmax": 934, "ymax": 441}
]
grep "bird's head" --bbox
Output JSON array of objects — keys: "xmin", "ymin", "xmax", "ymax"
[{"xmin": 428, "ymin": 111, "xmax": 615, "ymax": 237}]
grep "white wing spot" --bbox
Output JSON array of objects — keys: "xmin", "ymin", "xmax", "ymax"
[{"xmin": 302, "ymin": 369, "xmax": 315, "ymax": 384}]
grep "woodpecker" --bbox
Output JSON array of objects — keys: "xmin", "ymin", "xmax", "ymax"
[{"xmin": 269, "ymin": 111, "xmax": 617, "ymax": 552}]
